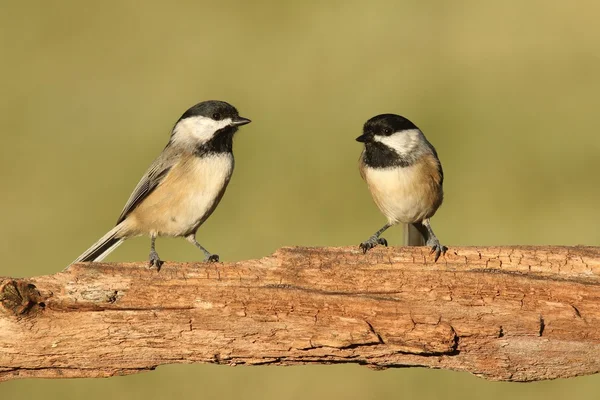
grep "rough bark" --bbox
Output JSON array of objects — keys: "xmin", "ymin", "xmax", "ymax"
[{"xmin": 1, "ymin": 246, "xmax": 599, "ymax": 382}]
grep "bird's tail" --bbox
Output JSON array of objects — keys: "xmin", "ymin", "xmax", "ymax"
[
  {"xmin": 404, "ymin": 223, "xmax": 426, "ymax": 246},
  {"xmin": 69, "ymin": 224, "xmax": 126, "ymax": 266}
]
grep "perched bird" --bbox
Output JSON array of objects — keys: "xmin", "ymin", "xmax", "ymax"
[
  {"xmin": 71, "ymin": 100, "xmax": 251, "ymax": 269},
  {"xmin": 356, "ymin": 114, "xmax": 447, "ymax": 261}
]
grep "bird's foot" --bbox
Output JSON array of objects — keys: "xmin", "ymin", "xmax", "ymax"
[
  {"xmin": 359, "ymin": 236, "xmax": 388, "ymax": 254},
  {"xmin": 427, "ymin": 239, "xmax": 447, "ymax": 262},
  {"xmin": 148, "ymin": 250, "xmax": 164, "ymax": 271},
  {"xmin": 204, "ymin": 253, "xmax": 219, "ymax": 262}
]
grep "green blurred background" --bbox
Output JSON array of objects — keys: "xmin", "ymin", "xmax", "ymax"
[{"xmin": 2, "ymin": 0, "xmax": 600, "ymax": 398}]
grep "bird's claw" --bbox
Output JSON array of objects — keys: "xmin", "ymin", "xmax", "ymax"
[
  {"xmin": 205, "ymin": 254, "xmax": 220, "ymax": 262},
  {"xmin": 148, "ymin": 250, "xmax": 164, "ymax": 271},
  {"xmin": 359, "ymin": 237, "xmax": 388, "ymax": 254},
  {"xmin": 429, "ymin": 243, "xmax": 448, "ymax": 262}
]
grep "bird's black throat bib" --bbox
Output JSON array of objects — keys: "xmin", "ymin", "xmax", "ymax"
[
  {"xmin": 194, "ymin": 126, "xmax": 237, "ymax": 157},
  {"xmin": 363, "ymin": 142, "xmax": 415, "ymax": 168}
]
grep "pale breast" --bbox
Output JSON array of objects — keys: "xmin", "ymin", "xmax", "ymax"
[
  {"xmin": 363, "ymin": 156, "xmax": 442, "ymax": 224},
  {"xmin": 128, "ymin": 154, "xmax": 234, "ymax": 237}
]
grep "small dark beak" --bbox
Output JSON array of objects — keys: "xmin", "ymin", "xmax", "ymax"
[
  {"xmin": 355, "ymin": 133, "xmax": 371, "ymax": 143},
  {"xmin": 231, "ymin": 116, "xmax": 252, "ymax": 127}
]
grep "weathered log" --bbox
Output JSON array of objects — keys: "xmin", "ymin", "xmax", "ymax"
[{"xmin": 1, "ymin": 246, "xmax": 599, "ymax": 382}]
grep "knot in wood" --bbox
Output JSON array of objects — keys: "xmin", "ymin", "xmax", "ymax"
[{"xmin": 0, "ymin": 280, "xmax": 45, "ymax": 316}]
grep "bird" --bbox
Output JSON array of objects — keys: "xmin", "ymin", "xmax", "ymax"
[
  {"xmin": 70, "ymin": 100, "xmax": 251, "ymax": 269},
  {"xmin": 356, "ymin": 113, "xmax": 447, "ymax": 261}
]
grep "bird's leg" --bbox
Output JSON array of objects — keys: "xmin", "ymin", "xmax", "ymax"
[
  {"xmin": 421, "ymin": 218, "xmax": 447, "ymax": 262},
  {"xmin": 148, "ymin": 235, "xmax": 164, "ymax": 270},
  {"xmin": 185, "ymin": 234, "xmax": 219, "ymax": 262},
  {"xmin": 359, "ymin": 223, "xmax": 392, "ymax": 254}
]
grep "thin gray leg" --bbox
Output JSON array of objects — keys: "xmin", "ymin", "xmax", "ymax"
[
  {"xmin": 185, "ymin": 234, "xmax": 219, "ymax": 262},
  {"xmin": 148, "ymin": 234, "xmax": 163, "ymax": 270},
  {"xmin": 422, "ymin": 219, "xmax": 447, "ymax": 262},
  {"xmin": 359, "ymin": 223, "xmax": 392, "ymax": 254}
]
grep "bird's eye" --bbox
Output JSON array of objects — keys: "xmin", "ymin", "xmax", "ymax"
[
  {"xmin": 383, "ymin": 127, "xmax": 393, "ymax": 135},
  {"xmin": 212, "ymin": 112, "xmax": 222, "ymax": 121}
]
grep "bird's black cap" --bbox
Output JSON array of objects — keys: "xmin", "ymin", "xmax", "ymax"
[
  {"xmin": 356, "ymin": 114, "xmax": 418, "ymax": 142},
  {"xmin": 178, "ymin": 100, "xmax": 251, "ymax": 126}
]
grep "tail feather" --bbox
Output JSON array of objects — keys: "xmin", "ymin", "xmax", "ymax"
[
  {"xmin": 70, "ymin": 225, "xmax": 125, "ymax": 266},
  {"xmin": 404, "ymin": 223, "xmax": 426, "ymax": 246}
]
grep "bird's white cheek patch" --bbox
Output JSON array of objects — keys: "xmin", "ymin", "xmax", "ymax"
[
  {"xmin": 172, "ymin": 116, "xmax": 233, "ymax": 145},
  {"xmin": 374, "ymin": 129, "xmax": 421, "ymax": 155}
]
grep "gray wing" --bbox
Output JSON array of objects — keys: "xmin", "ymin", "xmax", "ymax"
[{"xmin": 116, "ymin": 145, "xmax": 177, "ymax": 224}]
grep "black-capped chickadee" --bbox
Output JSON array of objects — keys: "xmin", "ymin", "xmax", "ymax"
[
  {"xmin": 71, "ymin": 100, "xmax": 251, "ymax": 269},
  {"xmin": 356, "ymin": 114, "xmax": 447, "ymax": 261}
]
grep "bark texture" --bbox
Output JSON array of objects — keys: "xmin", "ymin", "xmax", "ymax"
[{"xmin": 1, "ymin": 246, "xmax": 599, "ymax": 382}]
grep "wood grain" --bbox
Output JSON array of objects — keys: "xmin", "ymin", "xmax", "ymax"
[{"xmin": 1, "ymin": 246, "xmax": 599, "ymax": 382}]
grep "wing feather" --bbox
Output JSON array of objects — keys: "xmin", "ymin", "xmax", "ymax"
[{"xmin": 116, "ymin": 145, "xmax": 178, "ymax": 224}]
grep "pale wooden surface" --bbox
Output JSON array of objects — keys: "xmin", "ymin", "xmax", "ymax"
[{"xmin": 1, "ymin": 246, "xmax": 599, "ymax": 382}]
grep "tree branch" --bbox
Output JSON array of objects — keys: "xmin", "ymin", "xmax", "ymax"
[{"xmin": 1, "ymin": 246, "xmax": 599, "ymax": 382}]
